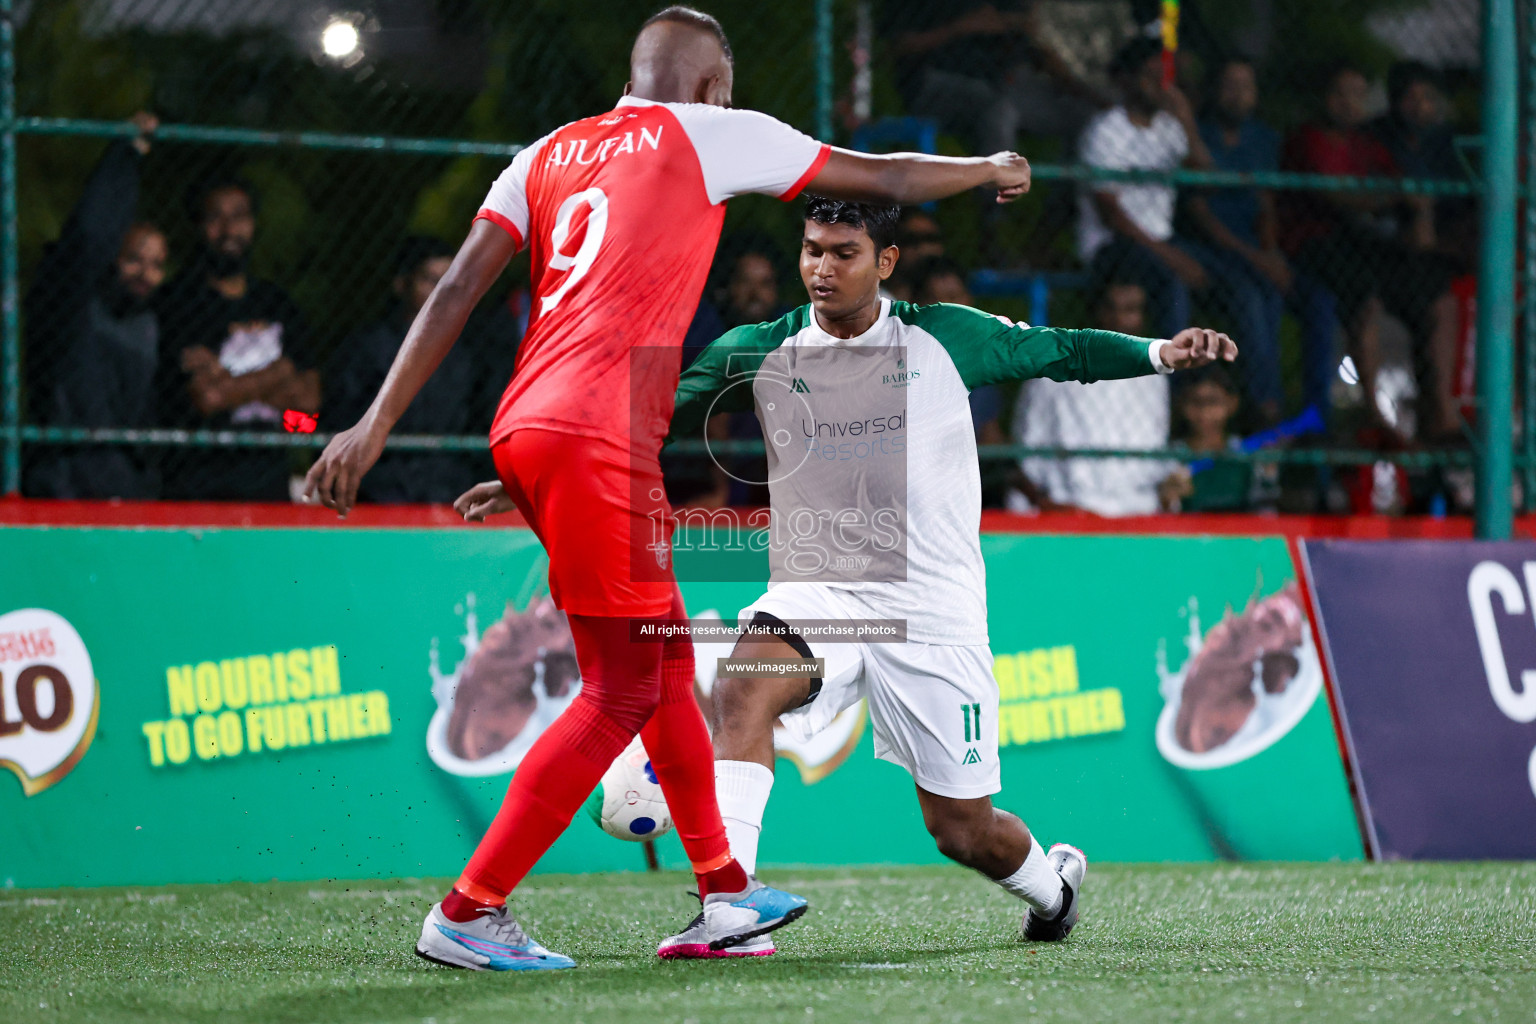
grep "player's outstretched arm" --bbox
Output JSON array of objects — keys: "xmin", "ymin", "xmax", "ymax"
[
  {"xmin": 305, "ymin": 219, "xmax": 517, "ymax": 516},
  {"xmin": 808, "ymin": 148, "xmax": 1031, "ymax": 205}
]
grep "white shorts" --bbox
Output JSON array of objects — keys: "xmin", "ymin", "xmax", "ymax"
[{"xmin": 740, "ymin": 583, "xmax": 1000, "ymax": 799}]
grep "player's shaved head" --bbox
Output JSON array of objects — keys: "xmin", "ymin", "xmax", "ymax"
[{"xmin": 628, "ymin": 6, "xmax": 734, "ymax": 106}]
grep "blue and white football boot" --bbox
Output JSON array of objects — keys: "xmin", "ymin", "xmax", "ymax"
[
  {"xmin": 1021, "ymin": 843, "xmax": 1087, "ymax": 942},
  {"xmin": 657, "ymin": 879, "xmax": 808, "ymax": 959},
  {"xmin": 415, "ymin": 902, "xmax": 576, "ymax": 971}
]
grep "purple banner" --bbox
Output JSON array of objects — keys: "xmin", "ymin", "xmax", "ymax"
[{"xmin": 1302, "ymin": 540, "xmax": 1536, "ymax": 860}]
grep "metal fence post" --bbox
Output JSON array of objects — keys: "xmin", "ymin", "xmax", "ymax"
[
  {"xmin": 1477, "ymin": 0, "xmax": 1518, "ymax": 539},
  {"xmin": 0, "ymin": 0, "xmax": 17, "ymax": 496},
  {"xmin": 815, "ymin": 0, "xmax": 834, "ymax": 142}
]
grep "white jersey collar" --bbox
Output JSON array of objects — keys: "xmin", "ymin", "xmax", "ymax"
[{"xmin": 806, "ymin": 298, "xmax": 892, "ymax": 347}]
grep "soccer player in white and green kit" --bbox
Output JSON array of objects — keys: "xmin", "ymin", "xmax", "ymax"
[
  {"xmin": 659, "ymin": 197, "xmax": 1237, "ymax": 955},
  {"xmin": 455, "ymin": 198, "xmax": 1235, "ymax": 956}
]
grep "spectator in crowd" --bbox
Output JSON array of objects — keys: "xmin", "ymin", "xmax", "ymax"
[
  {"xmin": 324, "ymin": 237, "xmax": 478, "ymax": 504},
  {"xmin": 156, "ymin": 176, "xmax": 319, "ymax": 500},
  {"xmin": 1372, "ymin": 61, "xmax": 1462, "ymax": 185},
  {"xmin": 1373, "ymin": 60, "xmax": 1467, "ymax": 439},
  {"xmin": 882, "ymin": 1, "xmax": 1110, "ymax": 157},
  {"xmin": 884, "ymin": 210, "xmax": 946, "ymax": 302},
  {"xmin": 721, "ymin": 249, "xmax": 785, "ymax": 327},
  {"xmin": 1007, "ymin": 275, "xmax": 1180, "ymax": 515},
  {"xmin": 913, "ymin": 257, "xmax": 1007, "ymax": 443},
  {"xmin": 682, "ymin": 244, "xmax": 780, "ymax": 369},
  {"xmin": 1160, "ymin": 365, "xmax": 1252, "ymax": 512},
  {"xmin": 1184, "ymin": 57, "xmax": 1337, "ymax": 426},
  {"xmin": 914, "ymin": 258, "xmax": 1010, "ymax": 507},
  {"xmin": 670, "ymin": 246, "xmax": 788, "ymax": 507},
  {"xmin": 24, "ymin": 113, "xmax": 166, "ymax": 499},
  {"xmin": 897, "ymin": 209, "xmax": 946, "ymax": 263},
  {"xmin": 1079, "ymin": 36, "xmax": 1214, "ymax": 340},
  {"xmin": 1280, "ymin": 63, "xmax": 1458, "ymax": 439}
]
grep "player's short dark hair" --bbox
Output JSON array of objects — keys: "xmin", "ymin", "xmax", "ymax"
[
  {"xmin": 1110, "ymin": 36, "xmax": 1163, "ymax": 80},
  {"xmin": 641, "ymin": 6, "xmax": 733, "ymax": 64},
  {"xmin": 1388, "ymin": 60, "xmax": 1441, "ymax": 106},
  {"xmin": 803, "ymin": 196, "xmax": 900, "ymax": 251},
  {"xmin": 393, "ymin": 235, "xmax": 455, "ymax": 279},
  {"xmin": 186, "ymin": 175, "xmax": 259, "ymax": 224}
]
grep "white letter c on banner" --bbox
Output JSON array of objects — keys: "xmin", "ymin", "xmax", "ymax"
[{"xmin": 1468, "ymin": 560, "xmax": 1536, "ymax": 723}]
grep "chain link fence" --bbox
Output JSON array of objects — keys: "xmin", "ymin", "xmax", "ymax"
[{"xmin": 3, "ymin": 0, "xmax": 1525, "ymax": 520}]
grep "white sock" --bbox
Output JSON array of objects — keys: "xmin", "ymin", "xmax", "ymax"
[
  {"xmin": 995, "ymin": 839, "xmax": 1063, "ymax": 917},
  {"xmin": 714, "ymin": 760, "xmax": 774, "ymax": 877}
]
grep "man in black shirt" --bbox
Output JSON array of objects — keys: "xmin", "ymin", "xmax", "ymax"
[
  {"xmin": 157, "ymin": 177, "xmax": 319, "ymax": 500},
  {"xmin": 25, "ymin": 113, "xmax": 166, "ymax": 498},
  {"xmin": 325, "ymin": 237, "xmax": 497, "ymax": 504}
]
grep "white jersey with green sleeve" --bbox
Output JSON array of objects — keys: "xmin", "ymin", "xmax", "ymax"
[{"xmin": 670, "ymin": 299, "xmax": 1167, "ymax": 645}]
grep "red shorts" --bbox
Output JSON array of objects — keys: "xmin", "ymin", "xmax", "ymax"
[{"xmin": 492, "ymin": 428, "xmax": 677, "ymax": 618}]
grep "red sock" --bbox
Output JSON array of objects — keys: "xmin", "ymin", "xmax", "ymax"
[
  {"xmin": 698, "ymin": 858, "xmax": 750, "ymax": 898},
  {"xmin": 639, "ymin": 589, "xmax": 749, "ymax": 898},
  {"xmin": 455, "ymin": 612, "xmax": 663, "ymax": 901},
  {"xmin": 457, "ymin": 698, "xmax": 632, "ymax": 900},
  {"xmin": 440, "ymin": 887, "xmax": 498, "ymax": 923}
]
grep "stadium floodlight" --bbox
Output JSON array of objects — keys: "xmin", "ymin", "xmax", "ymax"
[{"xmin": 320, "ymin": 17, "xmax": 362, "ymax": 61}]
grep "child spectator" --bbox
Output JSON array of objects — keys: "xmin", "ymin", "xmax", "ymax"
[{"xmin": 1161, "ymin": 365, "xmax": 1253, "ymax": 512}]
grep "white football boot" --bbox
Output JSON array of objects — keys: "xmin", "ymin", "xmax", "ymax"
[
  {"xmin": 1021, "ymin": 843, "xmax": 1087, "ymax": 942},
  {"xmin": 657, "ymin": 880, "xmax": 806, "ymax": 959},
  {"xmin": 415, "ymin": 902, "xmax": 576, "ymax": 971}
]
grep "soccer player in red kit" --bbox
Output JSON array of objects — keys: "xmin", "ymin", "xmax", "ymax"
[{"xmin": 305, "ymin": 5, "xmax": 1032, "ymax": 970}]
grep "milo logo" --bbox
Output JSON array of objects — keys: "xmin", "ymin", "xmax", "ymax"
[{"xmin": 0, "ymin": 609, "xmax": 98, "ymax": 796}]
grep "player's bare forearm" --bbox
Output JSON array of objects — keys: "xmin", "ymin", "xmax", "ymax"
[
  {"xmin": 366, "ymin": 220, "xmax": 517, "ymax": 433},
  {"xmin": 809, "ymin": 148, "xmax": 1031, "ymax": 205},
  {"xmin": 305, "ymin": 219, "xmax": 516, "ymax": 516}
]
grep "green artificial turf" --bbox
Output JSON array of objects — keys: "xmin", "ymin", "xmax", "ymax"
[{"xmin": 3, "ymin": 863, "xmax": 1534, "ymax": 1024}]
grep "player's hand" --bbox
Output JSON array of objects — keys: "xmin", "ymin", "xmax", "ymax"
[
  {"xmin": 303, "ymin": 417, "xmax": 388, "ymax": 517},
  {"xmin": 1162, "ymin": 328, "xmax": 1237, "ymax": 371},
  {"xmin": 454, "ymin": 479, "xmax": 516, "ymax": 522},
  {"xmin": 987, "ymin": 152, "xmax": 1031, "ymax": 203}
]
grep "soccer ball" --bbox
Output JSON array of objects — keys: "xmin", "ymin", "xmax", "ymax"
[{"xmin": 584, "ymin": 735, "xmax": 673, "ymax": 842}]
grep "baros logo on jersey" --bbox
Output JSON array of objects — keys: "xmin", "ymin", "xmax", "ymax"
[
  {"xmin": 0, "ymin": 608, "xmax": 99, "ymax": 797},
  {"xmin": 882, "ymin": 357, "xmax": 920, "ymax": 388}
]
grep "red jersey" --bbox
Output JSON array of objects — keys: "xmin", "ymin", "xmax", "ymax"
[
  {"xmin": 1278, "ymin": 124, "xmax": 1398, "ymax": 253},
  {"xmin": 475, "ymin": 97, "xmax": 830, "ymax": 454}
]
